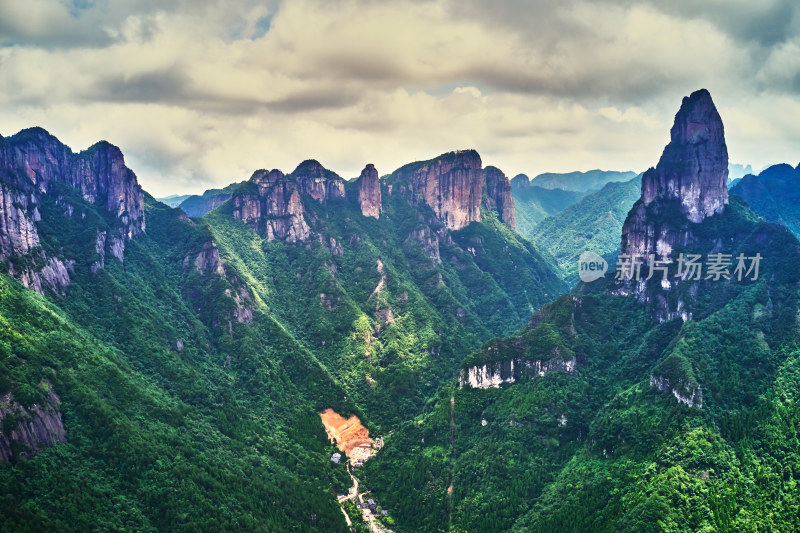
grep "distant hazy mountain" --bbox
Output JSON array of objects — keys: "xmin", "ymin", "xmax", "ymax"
[
  {"xmin": 156, "ymin": 193, "xmax": 191, "ymax": 207},
  {"xmin": 529, "ymin": 176, "xmax": 641, "ymax": 285},
  {"xmin": 728, "ymin": 162, "xmax": 753, "ymax": 183},
  {"xmin": 730, "ymin": 163, "xmax": 800, "ymax": 237},
  {"xmin": 511, "ymin": 174, "xmax": 586, "ymax": 236},
  {"xmin": 177, "ymin": 184, "xmax": 241, "ymax": 217},
  {"xmin": 530, "ymin": 169, "xmax": 638, "ymax": 192}
]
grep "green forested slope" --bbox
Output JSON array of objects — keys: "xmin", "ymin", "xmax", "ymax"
[
  {"xmin": 0, "ymin": 195, "xmax": 354, "ymax": 532},
  {"xmin": 529, "ymin": 177, "xmax": 641, "ymax": 285},
  {"xmin": 510, "ymin": 176, "xmax": 585, "ymax": 236},
  {"xmin": 0, "ymin": 146, "xmax": 566, "ymax": 531},
  {"xmin": 364, "ymin": 199, "xmax": 800, "ymax": 533}
]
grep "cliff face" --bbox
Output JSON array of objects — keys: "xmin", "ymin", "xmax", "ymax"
[
  {"xmin": 391, "ymin": 150, "xmax": 517, "ymax": 230},
  {"xmin": 0, "ymin": 183, "xmax": 41, "ymax": 258},
  {"xmin": 0, "ymin": 128, "xmax": 145, "ymax": 293},
  {"xmin": 1, "ymin": 128, "xmax": 145, "ymax": 236},
  {"xmin": 484, "ymin": 166, "xmax": 517, "ymax": 229},
  {"xmin": 231, "ymin": 168, "xmax": 311, "ymax": 242},
  {"xmin": 0, "ymin": 390, "xmax": 66, "ymax": 462},
  {"xmin": 230, "ymin": 161, "xmax": 353, "ymax": 242},
  {"xmin": 616, "ymin": 89, "xmax": 732, "ymax": 321},
  {"xmin": 621, "ymin": 89, "xmax": 728, "ymax": 261},
  {"xmin": 393, "ymin": 150, "xmax": 484, "ymax": 230},
  {"xmin": 355, "ymin": 164, "xmax": 381, "ymax": 219},
  {"xmin": 641, "ymin": 89, "xmax": 728, "ymax": 223},
  {"xmin": 459, "ymin": 356, "xmax": 575, "ymax": 389}
]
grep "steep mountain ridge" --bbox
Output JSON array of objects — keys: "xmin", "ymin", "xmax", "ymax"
[
  {"xmin": 0, "ymin": 128, "xmax": 144, "ymax": 294},
  {"xmin": 388, "ymin": 150, "xmax": 516, "ymax": 230},
  {"xmin": 0, "ymin": 131, "xmax": 566, "ymax": 530},
  {"xmin": 730, "ymin": 163, "xmax": 800, "ymax": 237},
  {"xmin": 528, "ymin": 169, "xmax": 638, "ymax": 192},
  {"xmin": 365, "ymin": 89, "xmax": 800, "ymax": 533}
]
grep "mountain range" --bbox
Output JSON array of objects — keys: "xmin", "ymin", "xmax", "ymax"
[
  {"xmin": 1, "ymin": 89, "xmax": 799, "ymax": 533},
  {"xmin": 0, "ymin": 131, "xmax": 564, "ymax": 531},
  {"xmin": 362, "ymin": 89, "xmax": 800, "ymax": 532}
]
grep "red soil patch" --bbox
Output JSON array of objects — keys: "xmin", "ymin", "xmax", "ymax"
[{"xmin": 320, "ymin": 408, "xmax": 373, "ymax": 457}]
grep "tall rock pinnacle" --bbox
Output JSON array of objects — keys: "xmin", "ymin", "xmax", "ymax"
[
  {"xmin": 641, "ymin": 88, "xmax": 728, "ymax": 223},
  {"xmin": 483, "ymin": 166, "xmax": 517, "ymax": 229},
  {"xmin": 355, "ymin": 164, "xmax": 381, "ymax": 219},
  {"xmin": 621, "ymin": 89, "xmax": 729, "ymax": 259}
]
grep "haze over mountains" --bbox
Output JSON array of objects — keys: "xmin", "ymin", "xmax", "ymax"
[{"xmin": 1, "ymin": 86, "xmax": 799, "ymax": 533}]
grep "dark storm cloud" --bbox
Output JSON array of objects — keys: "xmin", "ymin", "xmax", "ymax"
[
  {"xmin": 453, "ymin": 63, "xmax": 678, "ymax": 102},
  {"xmin": 446, "ymin": 0, "xmax": 800, "ymax": 48},
  {"xmin": 266, "ymin": 88, "xmax": 362, "ymax": 113},
  {"xmin": 86, "ymin": 67, "xmax": 363, "ymax": 116},
  {"xmin": 440, "ymin": 0, "xmax": 800, "ymax": 100},
  {"xmin": 633, "ymin": 0, "xmax": 800, "ymax": 48},
  {"xmin": 92, "ymin": 69, "xmax": 191, "ymax": 103}
]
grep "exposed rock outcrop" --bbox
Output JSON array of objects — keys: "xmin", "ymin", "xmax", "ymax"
[
  {"xmin": 1, "ymin": 128, "xmax": 145, "ymax": 237},
  {"xmin": 459, "ymin": 356, "xmax": 576, "ymax": 389},
  {"xmin": 0, "ymin": 390, "xmax": 66, "ymax": 462},
  {"xmin": 0, "ymin": 127, "xmax": 146, "ymax": 292},
  {"xmin": 232, "ymin": 169, "xmax": 311, "ymax": 242},
  {"xmin": 391, "ymin": 150, "xmax": 517, "ymax": 230},
  {"xmin": 393, "ymin": 150, "xmax": 485, "ymax": 230},
  {"xmin": 291, "ymin": 159, "xmax": 346, "ymax": 202},
  {"xmin": 184, "ymin": 240, "xmax": 255, "ymax": 327},
  {"xmin": 650, "ymin": 374, "xmax": 702, "ymax": 408},
  {"xmin": 621, "ymin": 89, "xmax": 728, "ymax": 261},
  {"xmin": 615, "ymin": 90, "xmax": 730, "ymax": 320},
  {"xmin": 483, "ymin": 166, "xmax": 517, "ymax": 229},
  {"xmin": 355, "ymin": 164, "xmax": 381, "ymax": 219},
  {"xmin": 406, "ymin": 227, "xmax": 441, "ymax": 263},
  {"xmin": 0, "ymin": 183, "xmax": 41, "ymax": 257},
  {"xmin": 230, "ymin": 161, "xmax": 347, "ymax": 242}
]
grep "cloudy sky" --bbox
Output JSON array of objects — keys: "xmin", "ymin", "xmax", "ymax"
[{"xmin": 1, "ymin": 0, "xmax": 798, "ymax": 197}]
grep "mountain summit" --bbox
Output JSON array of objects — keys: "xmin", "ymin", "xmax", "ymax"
[{"xmin": 621, "ymin": 89, "xmax": 729, "ymax": 260}]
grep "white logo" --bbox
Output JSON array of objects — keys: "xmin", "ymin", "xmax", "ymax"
[{"xmin": 578, "ymin": 251, "xmax": 608, "ymax": 283}]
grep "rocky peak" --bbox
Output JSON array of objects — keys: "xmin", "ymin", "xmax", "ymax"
[
  {"xmin": 483, "ymin": 166, "xmax": 517, "ymax": 229},
  {"xmin": 510, "ymin": 174, "xmax": 531, "ymax": 188},
  {"xmin": 75, "ymin": 141, "xmax": 146, "ymax": 238},
  {"xmin": 292, "ymin": 159, "xmax": 327, "ymax": 178},
  {"xmin": 621, "ymin": 89, "xmax": 728, "ymax": 261},
  {"xmin": 290, "ymin": 159, "xmax": 346, "ymax": 202},
  {"xmin": 391, "ymin": 150, "xmax": 518, "ymax": 231},
  {"xmin": 0, "ymin": 127, "xmax": 146, "ymax": 293},
  {"xmin": 2, "ymin": 129, "xmax": 145, "ymax": 236},
  {"xmin": 641, "ymin": 88, "xmax": 728, "ymax": 224},
  {"xmin": 392, "ymin": 150, "xmax": 485, "ymax": 230},
  {"xmin": 355, "ymin": 164, "xmax": 381, "ymax": 219}
]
